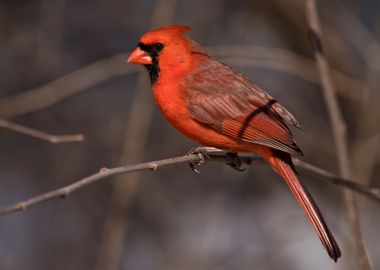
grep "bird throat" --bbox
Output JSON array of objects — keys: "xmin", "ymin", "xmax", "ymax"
[{"xmin": 144, "ymin": 57, "xmax": 159, "ymax": 85}]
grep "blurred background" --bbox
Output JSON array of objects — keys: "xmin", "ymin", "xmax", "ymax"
[{"xmin": 0, "ymin": 0, "xmax": 379, "ymax": 269}]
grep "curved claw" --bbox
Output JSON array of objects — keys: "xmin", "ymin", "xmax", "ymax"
[
  {"xmin": 189, "ymin": 162, "xmax": 201, "ymax": 173},
  {"xmin": 225, "ymin": 152, "xmax": 246, "ymax": 171}
]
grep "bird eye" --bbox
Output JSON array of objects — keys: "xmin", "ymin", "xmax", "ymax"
[{"xmin": 153, "ymin": 43, "xmax": 164, "ymax": 51}]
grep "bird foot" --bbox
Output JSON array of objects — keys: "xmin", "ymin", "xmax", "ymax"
[
  {"xmin": 187, "ymin": 147, "xmax": 221, "ymax": 173},
  {"xmin": 225, "ymin": 152, "xmax": 246, "ymax": 171}
]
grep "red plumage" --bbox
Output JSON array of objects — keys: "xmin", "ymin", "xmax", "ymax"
[{"xmin": 127, "ymin": 25, "xmax": 341, "ymax": 261}]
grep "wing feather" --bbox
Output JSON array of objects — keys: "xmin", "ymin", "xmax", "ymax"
[{"xmin": 184, "ymin": 56, "xmax": 302, "ymax": 155}]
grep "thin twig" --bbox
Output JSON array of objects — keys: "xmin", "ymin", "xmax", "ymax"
[
  {"xmin": 305, "ymin": 1, "xmax": 372, "ymax": 268},
  {"xmin": 293, "ymin": 158, "xmax": 380, "ymax": 203},
  {"xmin": 0, "ymin": 149, "xmax": 378, "ymax": 217},
  {"xmin": 0, "ymin": 47, "xmax": 361, "ymax": 119},
  {"xmin": 0, "ymin": 152, "xmax": 205, "ymax": 216},
  {"xmin": 0, "ymin": 119, "xmax": 84, "ymax": 143}
]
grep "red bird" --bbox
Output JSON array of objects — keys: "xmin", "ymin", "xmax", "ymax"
[{"xmin": 128, "ymin": 25, "xmax": 341, "ymax": 261}]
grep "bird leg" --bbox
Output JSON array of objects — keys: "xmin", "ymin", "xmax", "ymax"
[{"xmin": 225, "ymin": 152, "xmax": 246, "ymax": 171}]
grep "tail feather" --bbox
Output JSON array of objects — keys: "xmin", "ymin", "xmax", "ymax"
[{"xmin": 267, "ymin": 151, "xmax": 341, "ymax": 261}]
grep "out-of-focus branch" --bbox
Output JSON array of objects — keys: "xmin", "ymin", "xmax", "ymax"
[
  {"xmin": 305, "ymin": 1, "xmax": 371, "ymax": 269},
  {"xmin": 0, "ymin": 149, "xmax": 378, "ymax": 217},
  {"xmin": 0, "ymin": 47, "xmax": 362, "ymax": 119},
  {"xmin": 96, "ymin": 76, "xmax": 148, "ymax": 270},
  {"xmin": 275, "ymin": 0, "xmax": 360, "ymax": 79},
  {"xmin": 97, "ymin": 1, "xmax": 177, "ymax": 270},
  {"xmin": 349, "ymin": 15, "xmax": 380, "ymax": 185},
  {"xmin": 0, "ymin": 119, "xmax": 84, "ymax": 143},
  {"xmin": 211, "ymin": 45, "xmax": 363, "ymax": 101},
  {"xmin": 0, "ymin": 54, "xmax": 138, "ymax": 119},
  {"xmin": 326, "ymin": 7, "xmax": 379, "ymax": 67}
]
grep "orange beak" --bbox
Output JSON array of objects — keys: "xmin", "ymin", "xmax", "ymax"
[{"xmin": 127, "ymin": 48, "xmax": 152, "ymax": 65}]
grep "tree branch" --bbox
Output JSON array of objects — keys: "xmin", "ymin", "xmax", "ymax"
[
  {"xmin": 305, "ymin": 0, "xmax": 372, "ymax": 268},
  {"xmin": 293, "ymin": 158, "xmax": 380, "ymax": 203},
  {"xmin": 0, "ymin": 148, "xmax": 378, "ymax": 217},
  {"xmin": 0, "ymin": 118, "xmax": 84, "ymax": 143}
]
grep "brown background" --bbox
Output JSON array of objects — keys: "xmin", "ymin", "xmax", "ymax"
[{"xmin": 0, "ymin": 0, "xmax": 378, "ymax": 269}]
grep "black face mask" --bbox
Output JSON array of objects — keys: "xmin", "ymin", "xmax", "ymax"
[{"xmin": 138, "ymin": 42, "xmax": 164, "ymax": 84}]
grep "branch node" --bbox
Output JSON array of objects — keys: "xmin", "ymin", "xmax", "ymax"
[
  {"xmin": 76, "ymin": 134, "xmax": 85, "ymax": 141},
  {"xmin": 16, "ymin": 203, "xmax": 26, "ymax": 211},
  {"xmin": 60, "ymin": 189, "xmax": 70, "ymax": 198},
  {"xmin": 148, "ymin": 163, "xmax": 158, "ymax": 171},
  {"xmin": 99, "ymin": 167, "xmax": 109, "ymax": 173}
]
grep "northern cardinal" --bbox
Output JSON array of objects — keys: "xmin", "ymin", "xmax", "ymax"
[{"xmin": 128, "ymin": 25, "xmax": 341, "ymax": 261}]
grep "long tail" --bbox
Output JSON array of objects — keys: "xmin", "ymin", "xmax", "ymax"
[{"xmin": 265, "ymin": 150, "xmax": 341, "ymax": 261}]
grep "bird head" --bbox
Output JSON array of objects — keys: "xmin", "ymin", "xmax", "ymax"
[
  {"xmin": 127, "ymin": 26, "xmax": 199, "ymax": 84},
  {"xmin": 127, "ymin": 25, "xmax": 192, "ymax": 66}
]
